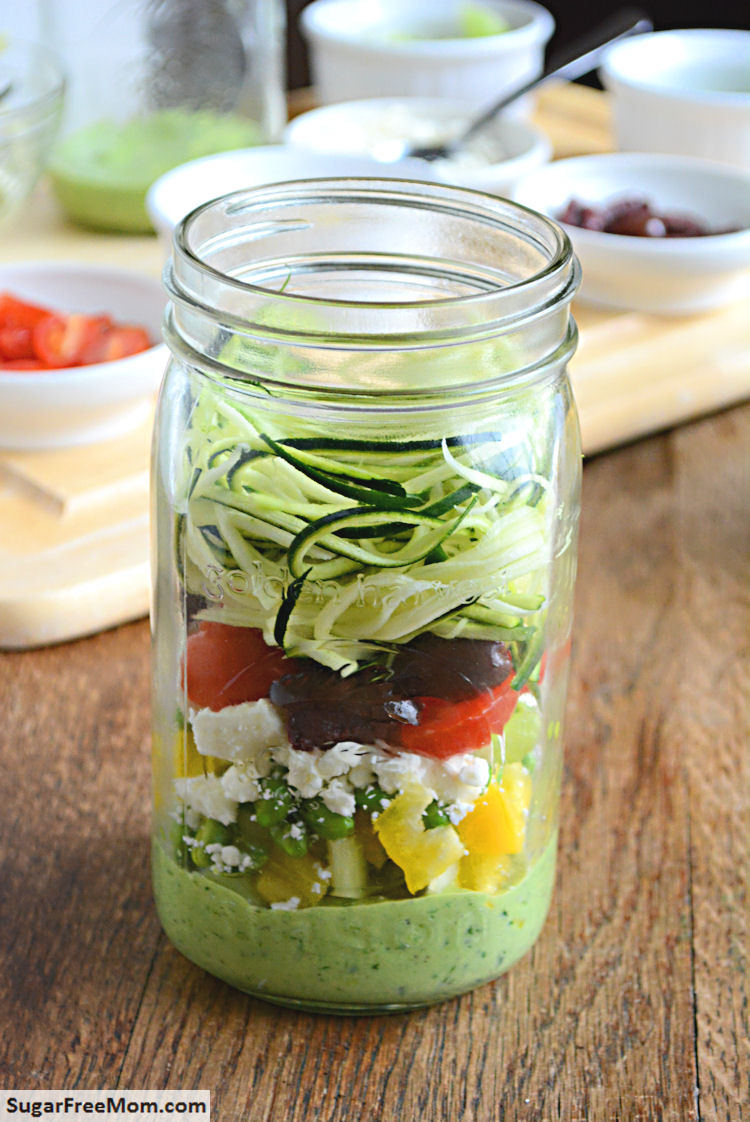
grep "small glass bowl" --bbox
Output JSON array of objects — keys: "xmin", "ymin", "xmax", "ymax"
[{"xmin": 0, "ymin": 37, "xmax": 66, "ymax": 226}]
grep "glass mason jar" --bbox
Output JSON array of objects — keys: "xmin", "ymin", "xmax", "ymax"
[
  {"xmin": 151, "ymin": 178, "xmax": 581, "ymax": 1013},
  {"xmin": 40, "ymin": 0, "xmax": 286, "ymax": 232}
]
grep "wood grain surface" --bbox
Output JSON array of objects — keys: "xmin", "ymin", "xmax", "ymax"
[{"xmin": 1, "ymin": 402, "xmax": 747, "ymax": 1122}]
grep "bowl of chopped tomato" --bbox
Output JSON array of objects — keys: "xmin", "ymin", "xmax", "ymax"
[{"xmin": 0, "ymin": 261, "xmax": 167, "ymax": 449}]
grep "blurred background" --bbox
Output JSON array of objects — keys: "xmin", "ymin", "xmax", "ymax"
[
  {"xmin": 7, "ymin": 0, "xmax": 750, "ymax": 94},
  {"xmin": 284, "ymin": 0, "xmax": 750, "ymax": 89}
]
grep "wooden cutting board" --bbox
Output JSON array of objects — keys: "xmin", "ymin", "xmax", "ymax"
[
  {"xmin": 0, "ymin": 415, "xmax": 152, "ymax": 649},
  {"xmin": 1, "ymin": 83, "xmax": 748, "ymax": 649}
]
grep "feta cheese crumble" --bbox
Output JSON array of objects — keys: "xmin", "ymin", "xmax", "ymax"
[
  {"xmin": 220, "ymin": 764, "xmax": 262, "ymax": 804},
  {"xmin": 320, "ymin": 777, "xmax": 356, "ymax": 817},
  {"xmin": 175, "ymin": 774, "xmax": 237, "ymax": 826},
  {"xmin": 181, "ymin": 702, "xmax": 493, "ymax": 828},
  {"xmin": 190, "ymin": 698, "xmax": 288, "ymax": 763},
  {"xmin": 269, "ymin": 896, "xmax": 301, "ymax": 911}
]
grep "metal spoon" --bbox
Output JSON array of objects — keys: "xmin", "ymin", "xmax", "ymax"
[{"xmin": 373, "ymin": 8, "xmax": 652, "ymax": 163}]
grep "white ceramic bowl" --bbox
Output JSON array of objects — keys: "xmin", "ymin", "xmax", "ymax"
[
  {"xmin": 300, "ymin": 0, "xmax": 554, "ymax": 111},
  {"xmin": 0, "ymin": 262, "xmax": 167, "ymax": 450},
  {"xmin": 513, "ymin": 153, "xmax": 750, "ymax": 314},
  {"xmin": 145, "ymin": 144, "xmax": 442, "ymax": 251},
  {"xmin": 284, "ymin": 97, "xmax": 552, "ymax": 196},
  {"xmin": 600, "ymin": 29, "xmax": 750, "ymax": 171}
]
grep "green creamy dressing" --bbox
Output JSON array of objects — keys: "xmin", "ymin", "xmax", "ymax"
[
  {"xmin": 49, "ymin": 109, "xmax": 264, "ymax": 233},
  {"xmin": 153, "ymin": 831, "xmax": 557, "ymax": 1012}
]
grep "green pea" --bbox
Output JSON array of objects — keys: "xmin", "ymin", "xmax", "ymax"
[
  {"xmin": 301, "ymin": 796, "xmax": 355, "ymax": 840},
  {"xmin": 196, "ymin": 817, "xmax": 233, "ymax": 846},
  {"xmin": 422, "ymin": 800, "xmax": 451, "ymax": 830},
  {"xmin": 235, "ymin": 802, "xmax": 267, "ymax": 843},
  {"xmin": 234, "ymin": 804, "xmax": 272, "ymax": 869},
  {"xmin": 236, "ymin": 840, "xmax": 270, "ymax": 871},
  {"xmin": 191, "ymin": 817, "xmax": 233, "ymax": 868},
  {"xmin": 169, "ymin": 818, "xmax": 192, "ymax": 864},
  {"xmin": 255, "ymin": 773, "xmax": 295, "ymax": 827},
  {"xmin": 269, "ymin": 818, "xmax": 309, "ymax": 858},
  {"xmin": 355, "ymin": 784, "xmax": 390, "ymax": 814}
]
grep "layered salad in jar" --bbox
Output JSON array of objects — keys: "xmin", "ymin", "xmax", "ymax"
[{"xmin": 152, "ymin": 378, "xmax": 574, "ymax": 1011}]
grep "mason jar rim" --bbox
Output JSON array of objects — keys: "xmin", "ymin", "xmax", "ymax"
[
  {"xmin": 173, "ymin": 178, "xmax": 574, "ymax": 311},
  {"xmin": 165, "ymin": 177, "xmax": 579, "ymax": 399}
]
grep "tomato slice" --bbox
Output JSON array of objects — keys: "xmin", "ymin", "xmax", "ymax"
[
  {"xmin": 0, "ymin": 292, "xmax": 152, "ymax": 370},
  {"xmin": 32, "ymin": 313, "xmax": 113, "ymax": 368},
  {"xmin": 184, "ymin": 622, "xmax": 298, "ymax": 711},
  {"xmin": 0, "ymin": 292, "xmax": 52, "ymax": 330},
  {"xmin": 1, "ymin": 357, "xmax": 45, "ymax": 370},
  {"xmin": 0, "ymin": 325, "xmax": 35, "ymax": 361},
  {"xmin": 80, "ymin": 324, "xmax": 152, "ymax": 364},
  {"xmin": 400, "ymin": 674, "xmax": 520, "ymax": 760}
]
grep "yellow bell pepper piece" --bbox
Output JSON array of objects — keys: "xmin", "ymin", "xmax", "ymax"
[
  {"xmin": 152, "ymin": 727, "xmax": 223, "ymax": 818},
  {"xmin": 459, "ymin": 851, "xmax": 512, "ymax": 893},
  {"xmin": 172, "ymin": 726, "xmax": 221, "ymax": 778},
  {"xmin": 256, "ymin": 849, "xmax": 330, "ymax": 908},
  {"xmin": 458, "ymin": 763, "xmax": 531, "ymax": 858},
  {"xmin": 373, "ymin": 785, "xmax": 465, "ymax": 894},
  {"xmin": 151, "ymin": 732, "xmax": 165, "ymax": 815}
]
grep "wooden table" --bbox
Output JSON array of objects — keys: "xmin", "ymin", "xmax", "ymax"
[{"xmin": 1, "ymin": 87, "xmax": 748, "ymax": 1120}]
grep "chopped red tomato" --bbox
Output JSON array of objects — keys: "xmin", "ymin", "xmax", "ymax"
[
  {"xmin": 0, "ymin": 325, "xmax": 35, "ymax": 360},
  {"xmin": 33, "ymin": 313, "xmax": 113, "ymax": 368},
  {"xmin": 0, "ymin": 292, "xmax": 52, "ymax": 330},
  {"xmin": 0, "ymin": 289, "xmax": 152, "ymax": 372},
  {"xmin": 184, "ymin": 622, "xmax": 298, "ymax": 711},
  {"xmin": 400, "ymin": 674, "xmax": 520, "ymax": 760},
  {"xmin": 80, "ymin": 324, "xmax": 153, "ymax": 364},
  {"xmin": 1, "ymin": 357, "xmax": 45, "ymax": 370}
]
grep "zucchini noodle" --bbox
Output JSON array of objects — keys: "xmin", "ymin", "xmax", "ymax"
[{"xmin": 178, "ymin": 385, "xmax": 556, "ymax": 675}]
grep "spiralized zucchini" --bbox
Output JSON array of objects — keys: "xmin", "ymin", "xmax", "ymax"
[{"xmin": 177, "ymin": 385, "xmax": 555, "ymax": 677}]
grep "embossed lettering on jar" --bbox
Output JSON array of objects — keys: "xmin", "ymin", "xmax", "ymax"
[{"xmin": 151, "ymin": 178, "xmax": 581, "ymax": 1013}]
